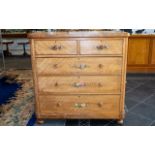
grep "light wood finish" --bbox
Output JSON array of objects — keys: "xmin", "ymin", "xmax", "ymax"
[
  {"xmin": 38, "ymin": 76, "xmax": 121, "ymax": 94},
  {"xmin": 127, "ymin": 35, "xmax": 155, "ymax": 73},
  {"xmin": 28, "ymin": 31, "xmax": 129, "ymax": 39},
  {"xmin": 127, "ymin": 66, "xmax": 155, "ymax": 73},
  {"xmin": 39, "ymin": 95, "xmax": 120, "ymax": 119},
  {"xmin": 36, "ymin": 57, "xmax": 122, "ymax": 75},
  {"xmin": 80, "ymin": 39, "xmax": 123, "ymax": 55},
  {"xmin": 35, "ymin": 40, "xmax": 77, "ymax": 55},
  {"xmin": 119, "ymin": 37, "xmax": 128, "ymax": 122},
  {"xmin": 151, "ymin": 39, "xmax": 155, "ymax": 64},
  {"xmin": 29, "ymin": 31, "xmax": 129, "ymax": 123},
  {"xmin": 30, "ymin": 40, "xmax": 41, "ymax": 119},
  {"xmin": 128, "ymin": 38, "xmax": 150, "ymax": 65}
]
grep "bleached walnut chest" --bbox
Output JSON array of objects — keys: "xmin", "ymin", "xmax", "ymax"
[{"xmin": 28, "ymin": 31, "xmax": 129, "ymax": 124}]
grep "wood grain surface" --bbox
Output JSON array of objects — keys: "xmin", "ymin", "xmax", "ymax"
[
  {"xmin": 38, "ymin": 76, "xmax": 121, "ymax": 94},
  {"xmin": 39, "ymin": 95, "xmax": 120, "ymax": 119},
  {"xmin": 29, "ymin": 31, "xmax": 128, "ymax": 122},
  {"xmin": 80, "ymin": 39, "xmax": 123, "ymax": 55},
  {"xmin": 36, "ymin": 57, "xmax": 122, "ymax": 75},
  {"xmin": 35, "ymin": 40, "xmax": 77, "ymax": 55}
]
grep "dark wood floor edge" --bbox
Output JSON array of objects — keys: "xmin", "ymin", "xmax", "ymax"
[{"xmin": 127, "ymin": 73, "xmax": 155, "ymax": 77}]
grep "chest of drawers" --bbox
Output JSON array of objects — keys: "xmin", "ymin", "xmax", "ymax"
[{"xmin": 28, "ymin": 31, "xmax": 129, "ymax": 124}]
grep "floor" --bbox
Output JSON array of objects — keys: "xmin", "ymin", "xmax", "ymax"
[
  {"xmin": 35, "ymin": 74, "xmax": 155, "ymax": 126},
  {"xmin": 0, "ymin": 70, "xmax": 34, "ymax": 126},
  {"xmin": 0, "ymin": 56, "xmax": 31, "ymax": 70}
]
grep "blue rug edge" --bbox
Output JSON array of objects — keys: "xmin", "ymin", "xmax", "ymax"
[{"xmin": 27, "ymin": 113, "xmax": 36, "ymax": 126}]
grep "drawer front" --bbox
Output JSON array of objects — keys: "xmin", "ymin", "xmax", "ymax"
[
  {"xmin": 38, "ymin": 76, "xmax": 121, "ymax": 94},
  {"xmin": 80, "ymin": 39, "xmax": 123, "ymax": 55},
  {"xmin": 35, "ymin": 40, "xmax": 77, "ymax": 55},
  {"xmin": 36, "ymin": 57, "xmax": 122, "ymax": 75},
  {"xmin": 39, "ymin": 95, "xmax": 120, "ymax": 118}
]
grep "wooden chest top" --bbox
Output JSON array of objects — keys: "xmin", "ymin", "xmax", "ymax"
[{"xmin": 28, "ymin": 31, "xmax": 129, "ymax": 39}]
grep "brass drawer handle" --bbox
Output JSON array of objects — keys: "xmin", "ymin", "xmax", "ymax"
[
  {"xmin": 74, "ymin": 103, "xmax": 86, "ymax": 108},
  {"xmin": 51, "ymin": 45, "xmax": 62, "ymax": 50},
  {"xmin": 96, "ymin": 45, "xmax": 108, "ymax": 50},
  {"xmin": 73, "ymin": 82, "xmax": 86, "ymax": 88},
  {"xmin": 74, "ymin": 64, "xmax": 87, "ymax": 69}
]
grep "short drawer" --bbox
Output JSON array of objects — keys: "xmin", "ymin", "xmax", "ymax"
[
  {"xmin": 34, "ymin": 40, "xmax": 77, "ymax": 55},
  {"xmin": 36, "ymin": 57, "xmax": 122, "ymax": 75},
  {"xmin": 38, "ymin": 76, "xmax": 121, "ymax": 94},
  {"xmin": 80, "ymin": 39, "xmax": 123, "ymax": 55},
  {"xmin": 39, "ymin": 95, "xmax": 120, "ymax": 118}
]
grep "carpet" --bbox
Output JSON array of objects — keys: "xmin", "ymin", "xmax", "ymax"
[
  {"xmin": 0, "ymin": 70, "xmax": 36, "ymax": 126},
  {"xmin": 0, "ymin": 76, "xmax": 21, "ymax": 106}
]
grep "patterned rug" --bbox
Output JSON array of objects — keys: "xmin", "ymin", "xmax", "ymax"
[{"xmin": 0, "ymin": 70, "xmax": 35, "ymax": 126}]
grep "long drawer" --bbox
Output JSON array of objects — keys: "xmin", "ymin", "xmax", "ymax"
[
  {"xmin": 36, "ymin": 57, "xmax": 122, "ymax": 75},
  {"xmin": 38, "ymin": 76, "xmax": 121, "ymax": 94},
  {"xmin": 35, "ymin": 40, "xmax": 77, "ymax": 55},
  {"xmin": 39, "ymin": 95, "xmax": 120, "ymax": 118},
  {"xmin": 80, "ymin": 39, "xmax": 123, "ymax": 55}
]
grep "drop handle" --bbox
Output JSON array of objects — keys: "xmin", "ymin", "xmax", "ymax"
[
  {"xmin": 74, "ymin": 103, "xmax": 86, "ymax": 108},
  {"xmin": 74, "ymin": 64, "xmax": 87, "ymax": 69},
  {"xmin": 73, "ymin": 82, "xmax": 86, "ymax": 88},
  {"xmin": 96, "ymin": 45, "xmax": 108, "ymax": 50},
  {"xmin": 51, "ymin": 45, "xmax": 62, "ymax": 50}
]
